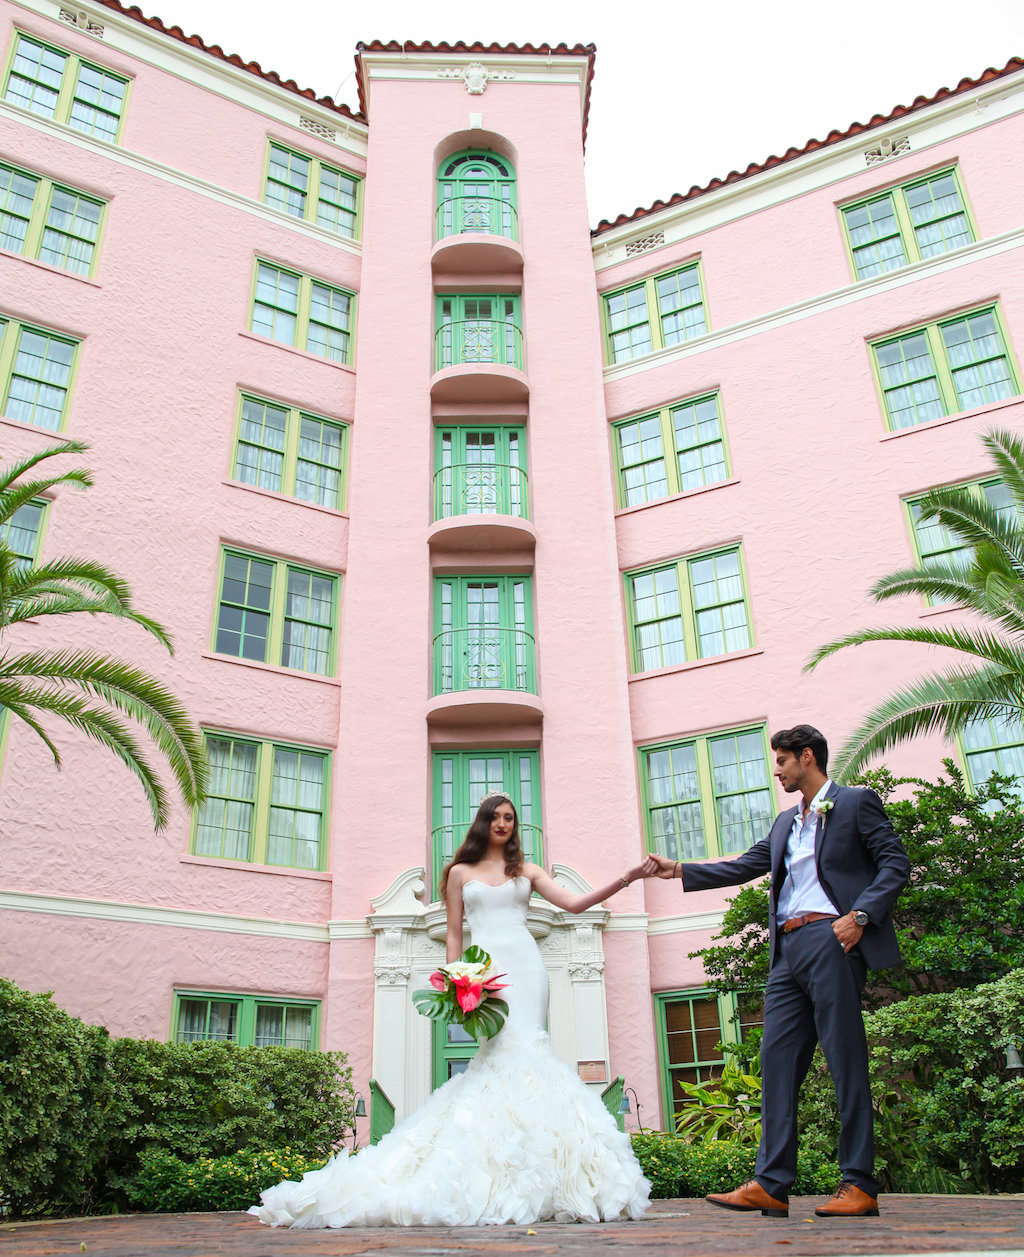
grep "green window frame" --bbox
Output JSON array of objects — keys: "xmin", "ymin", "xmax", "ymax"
[
  {"xmin": 872, "ymin": 305, "xmax": 1020, "ymax": 431},
  {"xmin": 435, "ymin": 294, "xmax": 523, "ymax": 371},
  {"xmin": 192, "ymin": 732, "xmax": 331, "ymax": 870},
  {"xmin": 602, "ymin": 262, "xmax": 708, "ymax": 365},
  {"xmin": 959, "ymin": 717, "xmax": 1024, "ymax": 795},
  {"xmin": 0, "ymin": 496, "xmax": 46, "ymax": 569},
  {"xmin": 626, "ymin": 546, "xmax": 752, "ymax": 672},
  {"xmin": 0, "ymin": 314, "xmax": 78, "ymax": 431},
  {"xmin": 639, "ymin": 725, "xmax": 775, "ymax": 860},
  {"xmin": 433, "ymin": 424, "xmax": 527, "ymax": 520},
  {"xmin": 172, "ymin": 990, "xmax": 320, "ymax": 1049},
  {"xmin": 431, "ymin": 748, "xmax": 542, "ymax": 897},
  {"xmin": 264, "ymin": 142, "xmax": 361, "ymax": 240},
  {"xmin": 232, "ymin": 393, "xmax": 348, "ymax": 510},
  {"xmin": 906, "ymin": 477, "xmax": 1016, "ymax": 603},
  {"xmin": 841, "ymin": 167, "xmax": 975, "ymax": 281},
  {"xmin": 654, "ymin": 989, "xmax": 763, "ymax": 1128},
  {"xmin": 613, "ymin": 392, "xmax": 730, "ymax": 508},
  {"xmin": 3, "ymin": 32, "xmax": 128, "ymax": 141},
  {"xmin": 1, "ymin": 161, "xmax": 105, "ymax": 276},
  {"xmin": 213, "ymin": 548, "xmax": 339, "ymax": 677},
  {"xmin": 436, "ymin": 149, "xmax": 517, "ymax": 241},
  {"xmin": 433, "ymin": 574, "xmax": 535, "ymax": 696},
  {"xmin": 250, "ymin": 260, "xmax": 355, "ymax": 364}
]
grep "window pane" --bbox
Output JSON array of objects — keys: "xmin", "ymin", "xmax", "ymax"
[
  {"xmin": 194, "ymin": 737, "xmax": 258, "ymax": 860},
  {"xmin": 963, "ymin": 715, "xmax": 1024, "ymax": 796},
  {"xmin": 268, "ymin": 748, "xmax": 326, "ymax": 868},
  {"xmin": 875, "ymin": 332, "xmax": 945, "ymax": 429},
  {"xmin": 617, "ymin": 414, "xmax": 667, "ymax": 506},
  {"xmin": 282, "ymin": 568, "xmax": 335, "ymax": 674},
  {"xmin": 234, "ymin": 397, "xmax": 287, "ymax": 491},
  {"xmin": 645, "ymin": 743, "xmax": 706, "ymax": 859},
  {"xmin": 266, "ymin": 144, "xmax": 309, "ymax": 217},
  {"xmin": 907, "ymin": 172, "xmax": 972, "ymax": 258},
  {"xmin": 316, "ymin": 165, "xmax": 358, "ymax": 237},
  {"xmin": 657, "ymin": 267, "xmax": 706, "ymax": 345},
  {"xmin": 673, "ymin": 395, "xmax": 727, "ymax": 491},
  {"xmin": 6, "ymin": 36, "xmax": 66, "ymax": 118},
  {"xmin": 710, "ymin": 732, "xmax": 773, "ymax": 853},
  {"xmin": 252, "ymin": 263, "xmax": 299, "ymax": 344},
  {"xmin": 69, "ymin": 62, "xmax": 126, "ymax": 140},
  {"xmin": 4, "ymin": 326, "xmax": 75, "ymax": 430},
  {"xmin": 216, "ymin": 554, "xmax": 273, "ymax": 661},
  {"xmin": 0, "ymin": 163, "xmax": 38, "ymax": 252},
  {"xmin": 689, "ymin": 549, "xmax": 750, "ymax": 658},
  {"xmin": 295, "ymin": 416, "xmax": 344, "ymax": 508},
  {"xmin": 307, "ymin": 282, "xmax": 351, "ymax": 363},
  {"xmin": 844, "ymin": 194, "xmax": 906, "ymax": 279},
  {"xmin": 631, "ymin": 566, "xmax": 684, "ymax": 671},
  {"xmin": 606, "ymin": 285, "xmax": 651, "ymax": 363},
  {"xmin": 38, "ymin": 185, "xmax": 103, "ymax": 274},
  {"xmin": 941, "ymin": 311, "xmax": 1015, "ymax": 412},
  {"xmin": 0, "ymin": 499, "xmax": 44, "ymax": 569}
]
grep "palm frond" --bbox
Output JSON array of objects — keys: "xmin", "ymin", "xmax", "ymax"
[
  {"xmin": 0, "ymin": 676, "xmax": 167, "ymax": 826},
  {"xmin": 913, "ymin": 490, "xmax": 1024, "ymax": 579},
  {"xmin": 981, "ymin": 428, "xmax": 1024, "ymax": 514},
  {"xmin": 0, "ymin": 439, "xmax": 89, "ymax": 498},
  {"xmin": 830, "ymin": 666, "xmax": 1024, "ymax": 781},
  {"xmin": 806, "ymin": 622, "xmax": 1024, "ymax": 676}
]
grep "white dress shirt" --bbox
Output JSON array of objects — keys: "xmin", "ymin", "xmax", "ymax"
[{"xmin": 775, "ymin": 780, "xmax": 838, "ymax": 921}]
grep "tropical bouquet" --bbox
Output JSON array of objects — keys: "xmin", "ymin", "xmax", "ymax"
[{"xmin": 412, "ymin": 945, "xmax": 510, "ymax": 1040}]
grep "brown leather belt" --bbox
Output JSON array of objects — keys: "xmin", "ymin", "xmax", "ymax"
[{"xmin": 782, "ymin": 911, "xmax": 838, "ymax": 933}]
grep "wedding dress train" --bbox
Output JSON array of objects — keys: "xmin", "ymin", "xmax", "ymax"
[{"xmin": 249, "ymin": 876, "xmax": 650, "ymax": 1227}]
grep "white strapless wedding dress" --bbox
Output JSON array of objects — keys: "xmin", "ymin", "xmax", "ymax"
[{"xmin": 249, "ymin": 876, "xmax": 650, "ymax": 1227}]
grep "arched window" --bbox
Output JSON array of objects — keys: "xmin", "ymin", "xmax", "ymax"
[{"xmin": 437, "ymin": 150, "xmax": 517, "ymax": 240}]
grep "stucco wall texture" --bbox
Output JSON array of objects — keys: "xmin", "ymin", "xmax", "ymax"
[{"xmin": 1, "ymin": 0, "xmax": 1022, "ymax": 1132}]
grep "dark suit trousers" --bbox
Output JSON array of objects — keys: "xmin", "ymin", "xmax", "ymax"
[{"xmin": 755, "ymin": 919, "xmax": 878, "ymax": 1199}]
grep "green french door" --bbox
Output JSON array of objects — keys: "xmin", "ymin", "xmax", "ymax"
[
  {"xmin": 433, "ymin": 575, "xmax": 535, "ymax": 695},
  {"xmin": 437, "ymin": 150, "xmax": 517, "ymax": 240},
  {"xmin": 435, "ymin": 294, "xmax": 522, "ymax": 370},
  {"xmin": 430, "ymin": 749, "xmax": 542, "ymax": 895},
  {"xmin": 432, "ymin": 1018, "xmax": 478, "ymax": 1087},
  {"xmin": 434, "ymin": 425, "xmax": 527, "ymax": 520}
]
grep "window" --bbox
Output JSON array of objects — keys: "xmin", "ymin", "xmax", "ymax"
[
  {"xmin": 433, "ymin": 424, "xmax": 527, "ymax": 520},
  {"xmin": 872, "ymin": 306, "xmax": 1019, "ymax": 430},
  {"xmin": 3, "ymin": 33, "xmax": 128, "ymax": 141},
  {"xmin": 250, "ymin": 260, "xmax": 355, "ymax": 364},
  {"xmin": 842, "ymin": 168, "xmax": 974, "ymax": 280},
  {"xmin": 173, "ymin": 991, "xmax": 319, "ymax": 1049},
  {"xmin": 603, "ymin": 262, "xmax": 708, "ymax": 364},
  {"xmin": 0, "ymin": 162, "xmax": 104, "ymax": 276},
  {"xmin": 264, "ymin": 142, "xmax": 360, "ymax": 239},
  {"xmin": 193, "ymin": 733, "xmax": 330, "ymax": 869},
  {"xmin": 0, "ymin": 315, "xmax": 78, "ymax": 431},
  {"xmin": 232, "ymin": 394, "xmax": 347, "ymax": 509},
  {"xmin": 613, "ymin": 393, "xmax": 730, "ymax": 508},
  {"xmin": 626, "ymin": 547, "xmax": 751, "ymax": 672},
  {"xmin": 437, "ymin": 150, "xmax": 517, "ymax": 240},
  {"xmin": 431, "ymin": 749, "xmax": 542, "ymax": 896},
  {"xmin": 654, "ymin": 990, "xmax": 763, "ymax": 1127},
  {"xmin": 433, "ymin": 575, "xmax": 534, "ymax": 695},
  {"xmin": 214, "ymin": 549, "xmax": 339, "ymax": 676},
  {"xmin": 432, "ymin": 1018, "xmax": 479, "ymax": 1086},
  {"xmin": 906, "ymin": 477, "xmax": 1015, "ymax": 601},
  {"xmin": 961, "ymin": 716, "xmax": 1024, "ymax": 794},
  {"xmin": 435, "ymin": 294, "xmax": 523, "ymax": 370},
  {"xmin": 0, "ymin": 498, "xmax": 45, "ymax": 569},
  {"xmin": 639, "ymin": 726, "xmax": 774, "ymax": 859}
]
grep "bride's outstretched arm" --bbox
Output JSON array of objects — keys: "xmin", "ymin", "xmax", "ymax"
[
  {"xmin": 526, "ymin": 857, "xmax": 658, "ymax": 914},
  {"xmin": 445, "ymin": 866, "xmax": 466, "ymax": 961}
]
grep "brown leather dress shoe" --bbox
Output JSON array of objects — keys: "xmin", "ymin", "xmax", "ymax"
[
  {"xmin": 814, "ymin": 1182, "xmax": 880, "ymax": 1217},
  {"xmin": 706, "ymin": 1179, "xmax": 789, "ymax": 1217}
]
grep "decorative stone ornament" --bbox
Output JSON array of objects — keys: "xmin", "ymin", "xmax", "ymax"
[{"xmin": 438, "ymin": 63, "xmax": 516, "ymax": 95}]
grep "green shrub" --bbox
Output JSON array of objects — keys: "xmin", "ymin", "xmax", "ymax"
[
  {"xmin": 674, "ymin": 1055, "xmax": 761, "ymax": 1145},
  {"xmin": 124, "ymin": 1147, "xmax": 326, "ymax": 1213},
  {"xmin": 630, "ymin": 1134, "xmax": 838, "ymax": 1199},
  {"xmin": 0, "ymin": 979, "xmax": 354, "ymax": 1219}
]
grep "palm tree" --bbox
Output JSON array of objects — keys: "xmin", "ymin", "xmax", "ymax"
[
  {"xmin": 806, "ymin": 426, "xmax": 1024, "ymax": 780},
  {"xmin": 0, "ymin": 440, "xmax": 207, "ymax": 830}
]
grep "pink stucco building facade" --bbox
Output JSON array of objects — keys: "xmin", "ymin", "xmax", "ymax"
[{"xmin": 1, "ymin": 0, "xmax": 1022, "ymax": 1134}]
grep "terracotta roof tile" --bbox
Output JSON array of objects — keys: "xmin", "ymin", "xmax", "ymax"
[
  {"xmin": 354, "ymin": 41, "xmax": 597, "ymax": 145},
  {"xmin": 89, "ymin": 0, "xmax": 364, "ymax": 122},
  {"xmin": 592, "ymin": 56, "xmax": 1024, "ymax": 235}
]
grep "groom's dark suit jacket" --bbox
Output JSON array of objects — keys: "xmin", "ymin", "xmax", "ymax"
[{"xmin": 680, "ymin": 783, "xmax": 910, "ymax": 970}]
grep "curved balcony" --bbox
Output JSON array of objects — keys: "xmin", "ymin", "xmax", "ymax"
[
  {"xmin": 432, "ymin": 197, "xmax": 523, "ymax": 274},
  {"xmin": 429, "ymin": 463, "xmax": 535, "ymax": 553},
  {"xmin": 430, "ymin": 822, "xmax": 543, "ymax": 899},
  {"xmin": 431, "ymin": 320, "xmax": 528, "ymax": 402},
  {"xmin": 428, "ymin": 626, "xmax": 542, "ymax": 728}
]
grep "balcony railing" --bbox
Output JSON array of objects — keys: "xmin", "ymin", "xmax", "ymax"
[
  {"xmin": 433, "ymin": 463, "xmax": 529, "ymax": 520},
  {"xmin": 436, "ymin": 196, "xmax": 518, "ymax": 241},
  {"xmin": 432, "ymin": 626, "xmax": 536, "ymax": 696},
  {"xmin": 431, "ymin": 822, "xmax": 543, "ymax": 896},
  {"xmin": 435, "ymin": 320, "xmax": 525, "ymax": 372}
]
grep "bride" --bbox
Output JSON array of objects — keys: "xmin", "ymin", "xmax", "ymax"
[{"xmin": 249, "ymin": 790, "xmax": 654, "ymax": 1227}]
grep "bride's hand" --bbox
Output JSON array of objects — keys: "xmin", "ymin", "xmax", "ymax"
[
  {"xmin": 624, "ymin": 856, "xmax": 661, "ymax": 882},
  {"xmin": 644, "ymin": 853, "xmax": 679, "ymax": 879}
]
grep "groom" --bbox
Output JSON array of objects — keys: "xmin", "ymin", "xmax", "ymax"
[{"xmin": 648, "ymin": 725, "xmax": 909, "ymax": 1218}]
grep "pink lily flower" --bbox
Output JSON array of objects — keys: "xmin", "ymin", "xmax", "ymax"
[
  {"xmin": 428, "ymin": 970, "xmax": 447, "ymax": 991},
  {"xmin": 453, "ymin": 975, "xmax": 484, "ymax": 1012}
]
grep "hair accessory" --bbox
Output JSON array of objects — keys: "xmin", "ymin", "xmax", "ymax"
[{"xmin": 479, "ymin": 790, "xmax": 513, "ymax": 805}]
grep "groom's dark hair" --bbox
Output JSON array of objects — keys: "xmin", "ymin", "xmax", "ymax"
[{"xmin": 771, "ymin": 725, "xmax": 828, "ymax": 772}]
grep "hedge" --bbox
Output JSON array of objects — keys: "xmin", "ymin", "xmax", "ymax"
[
  {"xmin": 630, "ymin": 1134, "xmax": 838, "ymax": 1199},
  {"xmin": 0, "ymin": 979, "xmax": 353, "ymax": 1218},
  {"xmin": 124, "ymin": 1147, "xmax": 325, "ymax": 1213}
]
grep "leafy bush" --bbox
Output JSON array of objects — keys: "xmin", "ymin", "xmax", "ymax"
[
  {"xmin": 630, "ymin": 1134, "xmax": 838, "ymax": 1199},
  {"xmin": 124, "ymin": 1147, "xmax": 326, "ymax": 1213},
  {"xmin": 674, "ymin": 1055, "xmax": 761, "ymax": 1145},
  {"xmin": 0, "ymin": 980, "xmax": 354, "ymax": 1218}
]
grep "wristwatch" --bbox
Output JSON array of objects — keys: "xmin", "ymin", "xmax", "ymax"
[{"xmin": 852, "ymin": 910, "xmax": 869, "ymax": 927}]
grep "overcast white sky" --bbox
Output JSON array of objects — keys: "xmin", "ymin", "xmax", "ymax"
[{"xmin": 143, "ymin": 0, "xmax": 1021, "ymax": 227}]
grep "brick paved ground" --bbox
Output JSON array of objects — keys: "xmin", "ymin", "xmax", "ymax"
[{"xmin": 3, "ymin": 1196, "xmax": 1024, "ymax": 1257}]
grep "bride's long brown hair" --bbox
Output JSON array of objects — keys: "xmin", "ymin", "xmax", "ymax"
[{"xmin": 439, "ymin": 793, "xmax": 524, "ymax": 898}]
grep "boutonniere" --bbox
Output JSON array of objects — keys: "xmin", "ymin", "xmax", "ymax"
[{"xmin": 814, "ymin": 800, "xmax": 834, "ymax": 818}]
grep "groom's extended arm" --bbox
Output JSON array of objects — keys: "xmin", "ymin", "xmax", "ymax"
[{"xmin": 647, "ymin": 834, "xmax": 773, "ymax": 891}]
